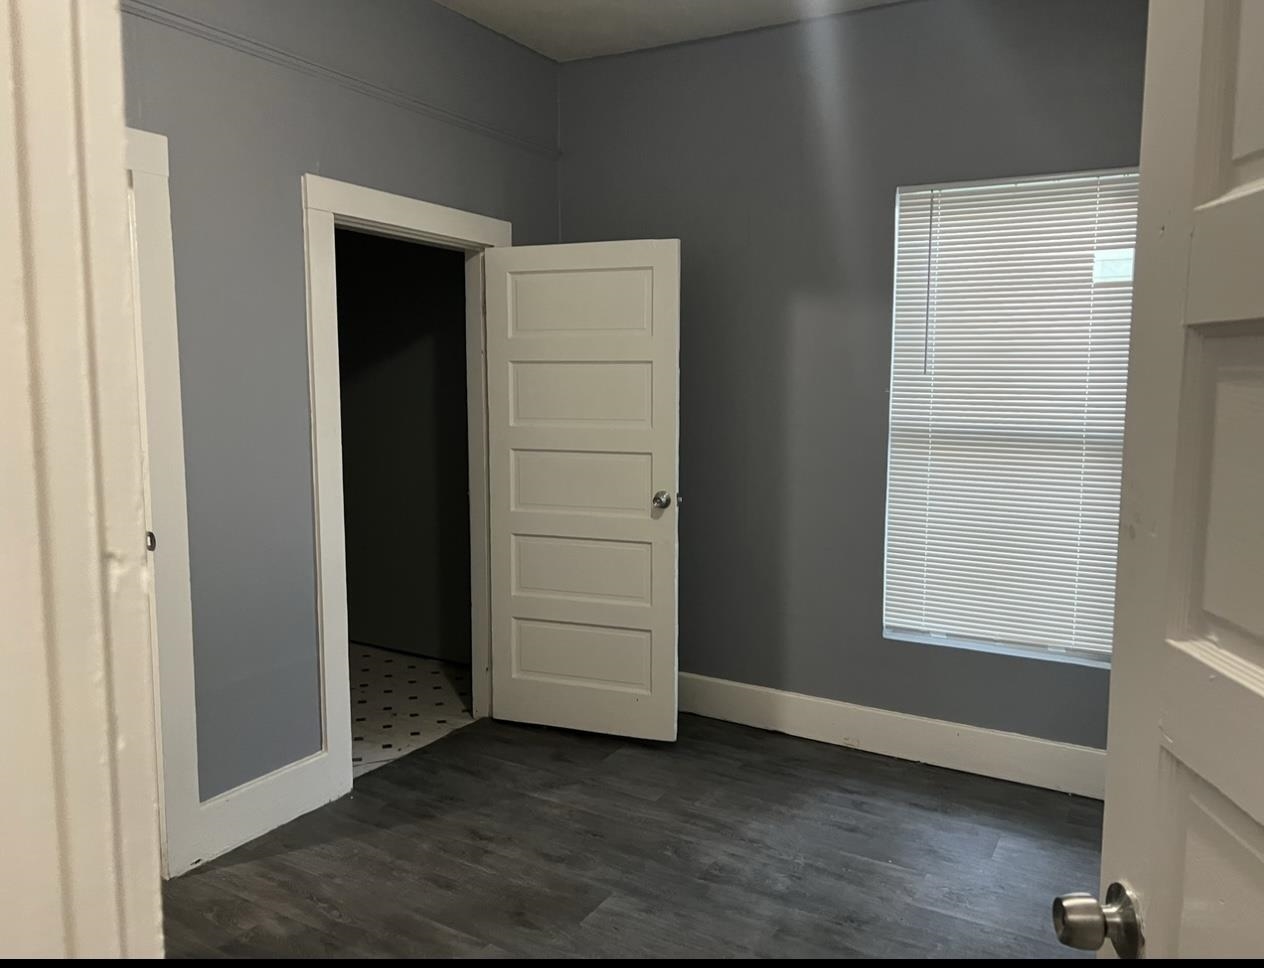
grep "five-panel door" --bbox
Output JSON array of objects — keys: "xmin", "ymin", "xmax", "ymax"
[{"xmin": 484, "ymin": 240, "xmax": 680, "ymax": 740}]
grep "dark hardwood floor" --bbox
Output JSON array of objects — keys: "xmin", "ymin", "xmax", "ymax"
[{"xmin": 162, "ymin": 714, "xmax": 1100, "ymax": 958}]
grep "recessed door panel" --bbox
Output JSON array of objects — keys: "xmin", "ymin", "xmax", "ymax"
[
  {"xmin": 513, "ymin": 535, "xmax": 652, "ymax": 605},
  {"xmin": 510, "ymin": 361, "xmax": 652, "ymax": 429},
  {"xmin": 512, "ymin": 619, "xmax": 652, "ymax": 693},
  {"xmin": 510, "ymin": 267, "xmax": 652, "ymax": 335},
  {"xmin": 511, "ymin": 449, "xmax": 652, "ymax": 517}
]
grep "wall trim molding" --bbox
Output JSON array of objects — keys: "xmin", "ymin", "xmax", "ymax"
[
  {"xmin": 120, "ymin": 0, "xmax": 559, "ymax": 159},
  {"xmin": 679, "ymin": 673, "xmax": 1106, "ymax": 799}
]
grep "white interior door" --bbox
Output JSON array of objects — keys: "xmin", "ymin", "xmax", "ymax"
[
  {"xmin": 1077, "ymin": 1, "xmax": 1264, "ymax": 958},
  {"xmin": 484, "ymin": 240, "xmax": 679, "ymax": 740}
]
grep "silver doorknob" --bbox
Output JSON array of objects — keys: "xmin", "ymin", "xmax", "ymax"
[
  {"xmin": 1052, "ymin": 881, "xmax": 1143, "ymax": 959},
  {"xmin": 652, "ymin": 490, "xmax": 672, "ymax": 509}
]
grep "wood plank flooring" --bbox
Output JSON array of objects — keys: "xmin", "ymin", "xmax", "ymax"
[{"xmin": 162, "ymin": 714, "xmax": 1101, "ymax": 958}]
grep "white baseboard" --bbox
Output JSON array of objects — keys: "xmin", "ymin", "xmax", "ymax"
[
  {"xmin": 678, "ymin": 673, "xmax": 1105, "ymax": 799},
  {"xmin": 165, "ymin": 749, "xmax": 350, "ymax": 877}
]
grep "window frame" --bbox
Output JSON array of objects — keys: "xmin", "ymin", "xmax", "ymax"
[{"xmin": 881, "ymin": 166, "xmax": 1140, "ymax": 670}]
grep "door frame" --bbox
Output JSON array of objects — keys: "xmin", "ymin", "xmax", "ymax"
[
  {"xmin": 125, "ymin": 127, "xmax": 194, "ymax": 877},
  {"xmin": 133, "ymin": 131, "xmax": 356, "ymax": 878},
  {"xmin": 4, "ymin": 4, "xmax": 163, "ymax": 952},
  {"xmin": 302, "ymin": 174, "xmax": 511, "ymax": 782}
]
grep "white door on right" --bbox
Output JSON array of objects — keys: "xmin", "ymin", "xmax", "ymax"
[
  {"xmin": 1061, "ymin": 0, "xmax": 1264, "ymax": 959},
  {"xmin": 483, "ymin": 240, "xmax": 680, "ymax": 742}
]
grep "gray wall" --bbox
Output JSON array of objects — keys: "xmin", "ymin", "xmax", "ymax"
[
  {"xmin": 557, "ymin": 0, "xmax": 1149, "ymax": 748},
  {"xmin": 122, "ymin": 0, "xmax": 558, "ymax": 797},
  {"xmin": 124, "ymin": 0, "xmax": 1148, "ymax": 796}
]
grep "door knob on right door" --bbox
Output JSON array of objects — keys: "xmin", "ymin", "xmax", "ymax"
[
  {"xmin": 1052, "ymin": 881, "xmax": 1143, "ymax": 959},
  {"xmin": 652, "ymin": 490, "xmax": 672, "ymax": 509}
]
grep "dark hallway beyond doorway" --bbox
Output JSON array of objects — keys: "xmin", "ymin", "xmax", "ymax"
[{"xmin": 336, "ymin": 229, "xmax": 470, "ymax": 664}]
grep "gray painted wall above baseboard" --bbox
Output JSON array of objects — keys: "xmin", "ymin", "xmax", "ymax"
[
  {"xmin": 122, "ymin": 0, "xmax": 558, "ymax": 798},
  {"xmin": 124, "ymin": 0, "xmax": 1147, "ymax": 801},
  {"xmin": 557, "ymin": 0, "xmax": 1150, "ymax": 749}
]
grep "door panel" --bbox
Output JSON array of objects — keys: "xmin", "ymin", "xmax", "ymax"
[
  {"xmin": 1167, "ymin": 769, "xmax": 1264, "ymax": 956},
  {"xmin": 512, "ymin": 535, "xmax": 652, "ymax": 604},
  {"xmin": 511, "ymin": 449, "xmax": 652, "ymax": 516},
  {"xmin": 510, "ymin": 267, "xmax": 652, "ymax": 333},
  {"xmin": 485, "ymin": 240, "xmax": 679, "ymax": 740},
  {"xmin": 510, "ymin": 360, "xmax": 653, "ymax": 427},
  {"xmin": 1100, "ymin": 1, "xmax": 1264, "ymax": 957}
]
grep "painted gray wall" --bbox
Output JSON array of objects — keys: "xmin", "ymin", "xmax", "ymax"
[
  {"xmin": 557, "ymin": 0, "xmax": 1149, "ymax": 748},
  {"xmin": 123, "ymin": 0, "xmax": 1147, "ymax": 795},
  {"xmin": 122, "ymin": 0, "xmax": 558, "ymax": 797}
]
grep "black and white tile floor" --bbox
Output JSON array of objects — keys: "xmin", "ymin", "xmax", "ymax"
[{"xmin": 349, "ymin": 643, "xmax": 473, "ymax": 778}]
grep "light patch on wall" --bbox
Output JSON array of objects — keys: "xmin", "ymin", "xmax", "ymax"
[{"xmin": 1093, "ymin": 247, "xmax": 1135, "ymax": 284}]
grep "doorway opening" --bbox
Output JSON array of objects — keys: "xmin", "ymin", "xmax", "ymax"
[
  {"xmin": 334, "ymin": 229, "xmax": 474, "ymax": 777},
  {"xmin": 303, "ymin": 174, "xmax": 508, "ymax": 811}
]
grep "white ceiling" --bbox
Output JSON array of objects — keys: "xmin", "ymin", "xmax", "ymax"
[{"xmin": 433, "ymin": 0, "xmax": 903, "ymax": 62}]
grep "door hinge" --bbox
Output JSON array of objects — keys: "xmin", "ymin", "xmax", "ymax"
[{"xmin": 146, "ymin": 530, "xmax": 157, "ymax": 552}]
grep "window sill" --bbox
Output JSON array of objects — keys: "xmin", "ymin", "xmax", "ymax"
[{"xmin": 883, "ymin": 628, "xmax": 1111, "ymax": 670}]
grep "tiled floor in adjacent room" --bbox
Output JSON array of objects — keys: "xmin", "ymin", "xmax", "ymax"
[{"xmin": 349, "ymin": 642, "xmax": 472, "ymax": 778}]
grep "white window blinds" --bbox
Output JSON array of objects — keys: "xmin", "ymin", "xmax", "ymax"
[{"xmin": 884, "ymin": 171, "xmax": 1139, "ymax": 663}]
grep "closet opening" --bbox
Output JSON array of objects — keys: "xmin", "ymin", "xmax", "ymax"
[{"xmin": 334, "ymin": 228, "xmax": 473, "ymax": 779}]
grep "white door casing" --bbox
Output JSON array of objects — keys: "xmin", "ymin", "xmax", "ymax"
[
  {"xmin": 125, "ymin": 128, "xmax": 196, "ymax": 879},
  {"xmin": 131, "ymin": 133, "xmax": 343, "ymax": 878},
  {"xmin": 1100, "ymin": 0, "xmax": 1264, "ymax": 957},
  {"xmin": 152, "ymin": 172, "xmax": 679, "ymax": 867},
  {"xmin": 304, "ymin": 176, "xmax": 509, "ymax": 785},
  {"xmin": 484, "ymin": 240, "xmax": 681, "ymax": 740},
  {"xmin": 152, "ymin": 176, "xmax": 511, "ymax": 876}
]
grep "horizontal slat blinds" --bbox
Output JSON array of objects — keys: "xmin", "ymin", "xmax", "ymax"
[{"xmin": 884, "ymin": 171, "xmax": 1139, "ymax": 662}]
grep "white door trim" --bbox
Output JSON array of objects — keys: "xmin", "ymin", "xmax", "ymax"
[
  {"xmin": 145, "ymin": 175, "xmax": 509, "ymax": 876},
  {"xmin": 3, "ymin": 2, "xmax": 163, "ymax": 954},
  {"xmin": 129, "ymin": 159, "xmax": 518, "ymax": 875},
  {"xmin": 125, "ymin": 127, "xmax": 193, "ymax": 877},
  {"xmin": 127, "ymin": 134, "xmax": 361, "ymax": 876},
  {"xmin": 679, "ymin": 673, "xmax": 1106, "ymax": 799},
  {"xmin": 302, "ymin": 175, "xmax": 511, "ymax": 786}
]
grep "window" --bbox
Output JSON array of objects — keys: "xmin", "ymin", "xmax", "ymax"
[{"xmin": 883, "ymin": 170, "xmax": 1139, "ymax": 664}]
